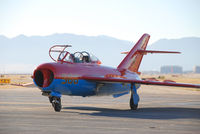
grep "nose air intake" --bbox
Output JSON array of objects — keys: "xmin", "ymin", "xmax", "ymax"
[{"xmin": 34, "ymin": 69, "xmax": 54, "ymax": 88}]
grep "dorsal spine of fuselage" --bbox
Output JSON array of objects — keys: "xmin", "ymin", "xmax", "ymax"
[{"xmin": 117, "ymin": 33, "xmax": 150, "ymax": 74}]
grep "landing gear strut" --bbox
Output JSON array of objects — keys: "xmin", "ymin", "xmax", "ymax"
[
  {"xmin": 49, "ymin": 96, "xmax": 53, "ymax": 103},
  {"xmin": 49, "ymin": 96, "xmax": 62, "ymax": 112},
  {"xmin": 130, "ymin": 84, "xmax": 139, "ymax": 110}
]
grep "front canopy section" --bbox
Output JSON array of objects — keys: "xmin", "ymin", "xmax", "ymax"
[
  {"xmin": 49, "ymin": 45, "xmax": 72, "ymax": 62},
  {"xmin": 49, "ymin": 45, "xmax": 101, "ymax": 64}
]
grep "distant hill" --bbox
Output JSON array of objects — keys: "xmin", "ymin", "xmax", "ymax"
[
  {"xmin": 0, "ymin": 33, "xmax": 131, "ymax": 73},
  {"xmin": 0, "ymin": 33, "xmax": 199, "ymax": 73},
  {"xmin": 0, "ymin": 33, "xmax": 131, "ymax": 65}
]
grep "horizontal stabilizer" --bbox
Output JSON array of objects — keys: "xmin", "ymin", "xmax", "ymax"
[{"xmin": 121, "ymin": 50, "xmax": 181, "ymax": 55}]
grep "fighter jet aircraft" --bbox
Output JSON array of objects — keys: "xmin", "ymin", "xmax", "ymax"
[{"xmin": 33, "ymin": 33, "xmax": 200, "ymax": 112}]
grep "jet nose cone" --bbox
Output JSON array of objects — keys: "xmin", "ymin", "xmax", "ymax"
[{"xmin": 33, "ymin": 63, "xmax": 55, "ymax": 88}]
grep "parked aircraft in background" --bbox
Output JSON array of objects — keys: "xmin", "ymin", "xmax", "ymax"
[{"xmin": 33, "ymin": 34, "xmax": 200, "ymax": 112}]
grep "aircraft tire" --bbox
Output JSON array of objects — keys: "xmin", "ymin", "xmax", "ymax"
[
  {"xmin": 130, "ymin": 96, "xmax": 138, "ymax": 110},
  {"xmin": 52, "ymin": 97, "xmax": 62, "ymax": 112}
]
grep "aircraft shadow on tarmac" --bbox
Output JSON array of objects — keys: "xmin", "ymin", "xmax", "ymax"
[{"xmin": 63, "ymin": 106, "xmax": 200, "ymax": 120}]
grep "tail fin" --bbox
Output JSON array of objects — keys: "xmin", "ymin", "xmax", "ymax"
[{"xmin": 117, "ymin": 34, "xmax": 150, "ymax": 74}]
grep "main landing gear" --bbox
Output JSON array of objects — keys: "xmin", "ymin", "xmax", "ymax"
[
  {"xmin": 130, "ymin": 94, "xmax": 138, "ymax": 110},
  {"xmin": 130, "ymin": 84, "xmax": 139, "ymax": 110},
  {"xmin": 48, "ymin": 92, "xmax": 62, "ymax": 112}
]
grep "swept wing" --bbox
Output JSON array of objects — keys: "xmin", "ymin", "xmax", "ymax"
[{"xmin": 81, "ymin": 76, "xmax": 200, "ymax": 88}]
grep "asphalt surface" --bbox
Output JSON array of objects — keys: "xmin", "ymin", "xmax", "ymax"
[{"xmin": 0, "ymin": 86, "xmax": 200, "ymax": 134}]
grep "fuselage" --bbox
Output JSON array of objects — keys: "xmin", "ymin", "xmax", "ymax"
[{"xmin": 33, "ymin": 62, "xmax": 141, "ymax": 97}]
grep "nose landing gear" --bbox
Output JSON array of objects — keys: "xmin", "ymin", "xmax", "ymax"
[
  {"xmin": 49, "ymin": 92, "xmax": 62, "ymax": 112},
  {"xmin": 51, "ymin": 97, "xmax": 62, "ymax": 112}
]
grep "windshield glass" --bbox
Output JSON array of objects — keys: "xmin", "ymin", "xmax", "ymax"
[
  {"xmin": 64, "ymin": 53, "xmax": 73, "ymax": 62},
  {"xmin": 58, "ymin": 51, "xmax": 73, "ymax": 62},
  {"xmin": 58, "ymin": 51, "xmax": 66, "ymax": 60}
]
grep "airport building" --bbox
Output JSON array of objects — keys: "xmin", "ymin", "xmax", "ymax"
[
  {"xmin": 160, "ymin": 65, "xmax": 183, "ymax": 74},
  {"xmin": 194, "ymin": 66, "xmax": 200, "ymax": 73}
]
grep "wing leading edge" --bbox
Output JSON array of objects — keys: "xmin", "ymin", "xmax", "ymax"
[{"xmin": 81, "ymin": 76, "xmax": 200, "ymax": 88}]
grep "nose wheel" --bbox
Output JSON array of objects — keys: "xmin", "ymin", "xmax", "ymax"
[{"xmin": 50, "ymin": 96, "xmax": 62, "ymax": 112}]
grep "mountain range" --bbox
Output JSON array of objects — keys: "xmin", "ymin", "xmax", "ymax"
[{"xmin": 0, "ymin": 33, "xmax": 199, "ymax": 73}]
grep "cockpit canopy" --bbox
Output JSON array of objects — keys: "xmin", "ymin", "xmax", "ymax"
[{"xmin": 49, "ymin": 45, "xmax": 101, "ymax": 64}]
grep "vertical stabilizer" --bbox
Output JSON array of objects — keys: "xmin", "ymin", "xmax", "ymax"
[{"xmin": 117, "ymin": 34, "xmax": 150, "ymax": 74}]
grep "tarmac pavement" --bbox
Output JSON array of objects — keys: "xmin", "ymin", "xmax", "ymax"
[{"xmin": 0, "ymin": 85, "xmax": 200, "ymax": 134}]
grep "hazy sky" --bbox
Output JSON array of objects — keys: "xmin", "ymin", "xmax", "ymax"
[{"xmin": 0, "ymin": 0, "xmax": 200, "ymax": 43}]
